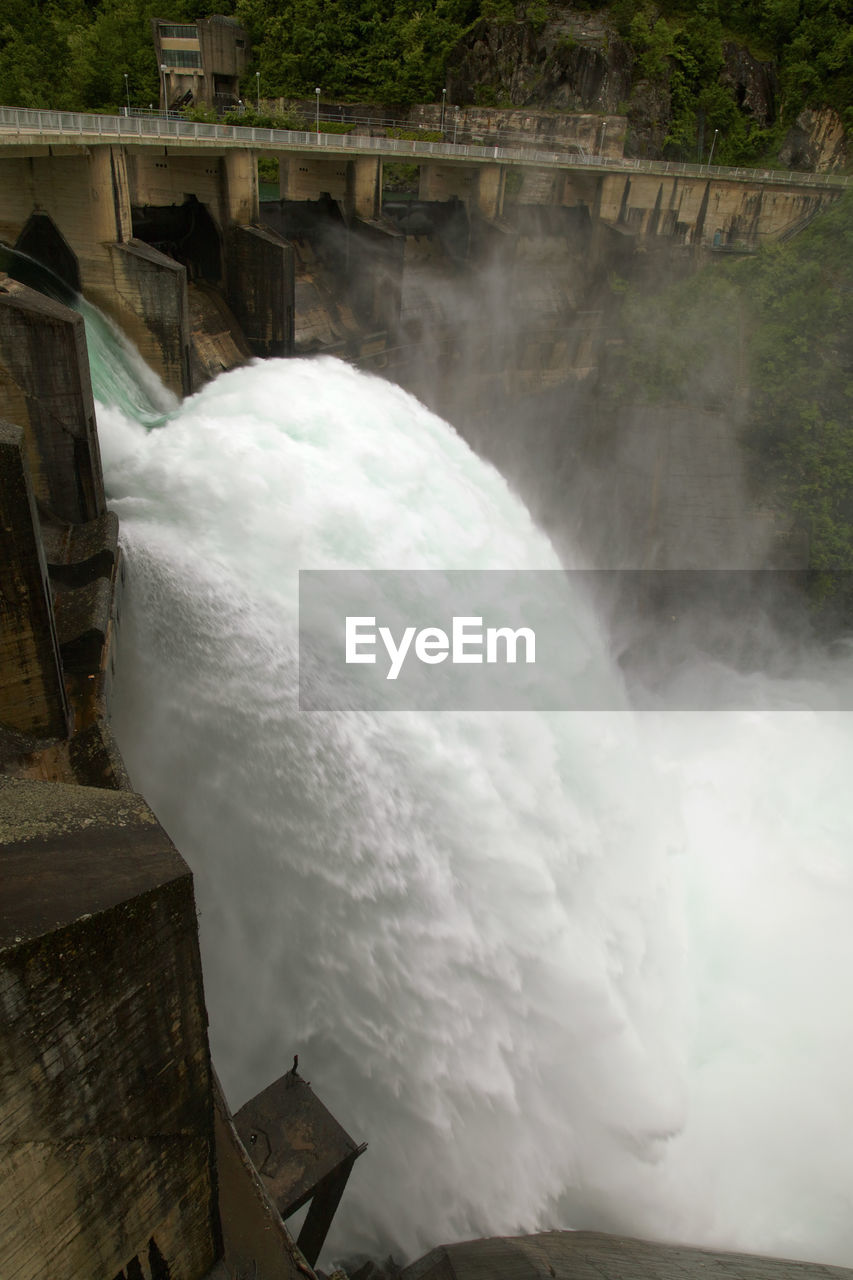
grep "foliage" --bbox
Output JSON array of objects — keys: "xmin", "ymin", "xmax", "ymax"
[
  {"xmin": 182, "ymin": 104, "xmax": 219, "ymax": 122},
  {"xmin": 0, "ymin": 0, "xmax": 235, "ymax": 112},
  {"xmin": 383, "ymin": 160, "xmax": 420, "ymax": 191},
  {"xmin": 386, "ymin": 126, "xmax": 443, "ymax": 140},
  {"xmin": 222, "ymin": 105, "xmax": 305, "ymax": 129},
  {"xmin": 612, "ymin": 191, "xmax": 853, "ymax": 574},
  {"xmin": 235, "ymin": 0, "xmax": 480, "ymax": 106},
  {"xmin": 0, "ymin": 0, "xmax": 849, "ymax": 155}
]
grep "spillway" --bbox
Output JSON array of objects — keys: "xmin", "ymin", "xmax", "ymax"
[{"xmin": 82, "ymin": 308, "xmax": 853, "ymax": 1270}]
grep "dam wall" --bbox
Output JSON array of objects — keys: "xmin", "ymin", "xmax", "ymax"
[
  {"xmin": 0, "ymin": 780, "xmax": 220, "ymax": 1280},
  {"xmin": 0, "ymin": 271, "xmax": 365, "ymax": 1278}
]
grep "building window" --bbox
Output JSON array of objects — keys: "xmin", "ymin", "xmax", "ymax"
[
  {"xmin": 164, "ymin": 49, "xmax": 203, "ymax": 68},
  {"xmin": 159, "ymin": 23, "xmax": 198, "ymax": 39}
]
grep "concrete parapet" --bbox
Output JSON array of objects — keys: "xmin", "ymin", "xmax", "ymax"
[
  {"xmin": 0, "ymin": 422, "xmax": 70, "ymax": 747},
  {"xmin": 0, "ymin": 278, "xmax": 104, "ymax": 524},
  {"xmin": 109, "ymin": 239, "xmax": 192, "ymax": 397},
  {"xmin": 0, "ymin": 779, "xmax": 221, "ymax": 1280},
  {"xmin": 226, "ymin": 224, "xmax": 295, "ymax": 358}
]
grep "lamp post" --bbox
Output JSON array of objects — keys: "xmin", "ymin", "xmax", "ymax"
[
  {"xmin": 124, "ymin": 72, "xmax": 130, "ymax": 114},
  {"xmin": 453, "ymin": 105, "xmax": 459, "ymax": 145},
  {"xmin": 160, "ymin": 63, "xmax": 168, "ymax": 115},
  {"xmin": 440, "ymin": 87, "xmax": 446, "ymax": 134},
  {"xmin": 708, "ymin": 127, "xmax": 719, "ymax": 166},
  {"xmin": 256, "ymin": 71, "xmax": 260, "ymax": 112},
  {"xmin": 600, "ymin": 120, "xmax": 607, "ymax": 156},
  {"xmin": 315, "ymin": 87, "xmax": 320, "ymax": 135}
]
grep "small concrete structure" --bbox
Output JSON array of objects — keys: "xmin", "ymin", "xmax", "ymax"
[
  {"xmin": 234, "ymin": 1066, "xmax": 366, "ymax": 1266},
  {"xmin": 0, "ymin": 779, "xmax": 221, "ymax": 1280},
  {"xmin": 401, "ymin": 1231, "xmax": 853, "ymax": 1280},
  {"xmin": 153, "ymin": 14, "xmax": 250, "ymax": 113},
  {"xmin": 213, "ymin": 1076, "xmax": 319, "ymax": 1280}
]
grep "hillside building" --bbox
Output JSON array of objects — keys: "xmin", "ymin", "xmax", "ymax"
[{"xmin": 152, "ymin": 14, "xmax": 250, "ymax": 113}]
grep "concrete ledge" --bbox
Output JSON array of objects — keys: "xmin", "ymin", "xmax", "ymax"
[
  {"xmin": 0, "ymin": 778, "xmax": 220, "ymax": 1279},
  {"xmin": 401, "ymin": 1231, "xmax": 853, "ymax": 1280}
]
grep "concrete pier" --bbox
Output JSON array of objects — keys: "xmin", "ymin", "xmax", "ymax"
[
  {"xmin": 0, "ymin": 422, "xmax": 69, "ymax": 746},
  {"xmin": 0, "ymin": 277, "xmax": 103, "ymax": 524},
  {"xmin": 0, "ymin": 780, "xmax": 220, "ymax": 1280}
]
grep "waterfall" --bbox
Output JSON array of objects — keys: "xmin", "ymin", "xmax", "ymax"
[{"xmin": 83, "ymin": 315, "xmax": 853, "ymax": 1270}]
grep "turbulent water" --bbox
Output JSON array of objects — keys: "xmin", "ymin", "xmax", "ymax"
[{"xmin": 83, "ymin": 314, "xmax": 853, "ymax": 1269}]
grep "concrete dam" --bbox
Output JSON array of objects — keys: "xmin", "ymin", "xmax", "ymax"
[{"xmin": 2, "ymin": 107, "xmax": 853, "ymax": 1280}]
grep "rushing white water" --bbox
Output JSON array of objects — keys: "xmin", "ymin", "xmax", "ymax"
[{"xmin": 86, "ymin": 323, "xmax": 853, "ymax": 1268}]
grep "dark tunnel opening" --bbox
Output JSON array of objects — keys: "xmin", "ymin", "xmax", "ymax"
[
  {"xmin": 131, "ymin": 196, "xmax": 223, "ymax": 285},
  {"xmin": 13, "ymin": 213, "xmax": 81, "ymax": 296}
]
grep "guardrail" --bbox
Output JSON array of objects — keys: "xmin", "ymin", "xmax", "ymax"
[{"xmin": 0, "ymin": 105, "xmax": 850, "ymax": 190}]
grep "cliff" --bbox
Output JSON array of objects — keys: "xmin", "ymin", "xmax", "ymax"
[{"xmin": 445, "ymin": 2, "xmax": 849, "ymax": 172}]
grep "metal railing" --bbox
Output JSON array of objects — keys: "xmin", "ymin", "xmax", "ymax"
[{"xmin": 0, "ymin": 105, "xmax": 849, "ymax": 190}]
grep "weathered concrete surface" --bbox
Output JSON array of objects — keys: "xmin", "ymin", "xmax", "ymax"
[
  {"xmin": 125, "ymin": 147, "xmax": 259, "ymax": 232},
  {"xmin": 110, "ymin": 238, "xmax": 192, "ymax": 396},
  {"xmin": 419, "ymin": 162, "xmax": 505, "ymax": 219},
  {"xmin": 350, "ymin": 155, "xmax": 383, "ymax": 220},
  {"xmin": 0, "ymin": 148, "xmax": 132, "ymax": 296},
  {"xmin": 0, "ymin": 277, "xmax": 104, "ymax": 523},
  {"xmin": 213, "ymin": 1076, "xmax": 315, "ymax": 1280},
  {"xmin": 234, "ymin": 1068, "xmax": 365, "ymax": 1267},
  {"xmin": 188, "ymin": 280, "xmax": 251, "ymax": 384},
  {"xmin": 401, "ymin": 1231, "xmax": 853, "ymax": 1280},
  {"xmin": 0, "ymin": 422, "xmax": 69, "ymax": 746},
  {"xmin": 280, "ymin": 154, "xmax": 351, "ymax": 204},
  {"xmin": 406, "ymin": 104, "xmax": 627, "ymax": 160},
  {"xmin": 0, "ymin": 778, "xmax": 220, "ymax": 1280},
  {"xmin": 226, "ymin": 224, "xmax": 295, "ymax": 358},
  {"xmin": 564, "ymin": 169, "xmax": 838, "ymax": 247}
]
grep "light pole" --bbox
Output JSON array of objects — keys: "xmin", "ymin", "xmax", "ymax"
[
  {"xmin": 453, "ymin": 105, "xmax": 460, "ymax": 145},
  {"xmin": 124, "ymin": 72, "xmax": 130, "ymax": 114},
  {"xmin": 708, "ymin": 127, "xmax": 719, "ymax": 166},
  {"xmin": 600, "ymin": 120, "xmax": 607, "ymax": 156},
  {"xmin": 315, "ymin": 87, "xmax": 320, "ymax": 135},
  {"xmin": 256, "ymin": 71, "xmax": 260, "ymax": 112},
  {"xmin": 440, "ymin": 87, "xmax": 446, "ymax": 134},
  {"xmin": 160, "ymin": 63, "xmax": 168, "ymax": 115}
]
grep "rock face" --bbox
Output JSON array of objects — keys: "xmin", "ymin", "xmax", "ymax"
[
  {"xmin": 447, "ymin": 12, "xmax": 633, "ymax": 114},
  {"xmin": 720, "ymin": 41, "xmax": 778, "ymax": 127},
  {"xmin": 780, "ymin": 107, "xmax": 849, "ymax": 172},
  {"xmin": 446, "ymin": 4, "xmax": 848, "ymax": 170}
]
